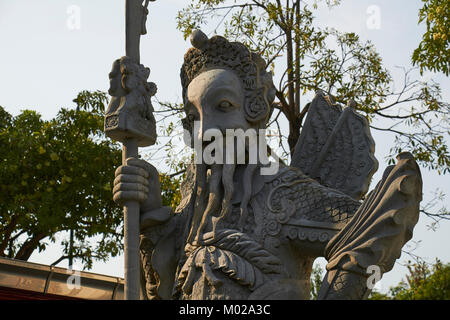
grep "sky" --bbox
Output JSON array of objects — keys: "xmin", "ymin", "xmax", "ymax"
[{"xmin": 0, "ymin": 0, "xmax": 449, "ymax": 294}]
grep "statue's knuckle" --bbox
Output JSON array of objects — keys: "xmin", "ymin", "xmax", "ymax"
[
  {"xmin": 115, "ymin": 191, "xmax": 124, "ymax": 198},
  {"xmin": 113, "ymin": 193, "xmax": 121, "ymax": 203},
  {"xmin": 125, "ymin": 157, "xmax": 136, "ymax": 164},
  {"xmin": 115, "ymin": 166, "xmax": 123, "ymax": 176}
]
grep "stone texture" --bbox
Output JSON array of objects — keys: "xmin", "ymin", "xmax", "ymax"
[{"xmin": 111, "ymin": 30, "xmax": 423, "ymax": 300}]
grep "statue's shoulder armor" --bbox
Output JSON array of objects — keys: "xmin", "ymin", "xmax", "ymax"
[{"xmin": 257, "ymin": 165, "xmax": 361, "ymax": 245}]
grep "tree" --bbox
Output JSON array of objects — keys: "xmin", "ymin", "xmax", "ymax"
[
  {"xmin": 412, "ymin": 0, "xmax": 450, "ymax": 76},
  {"xmin": 0, "ymin": 90, "xmax": 187, "ymax": 269},
  {"xmin": 174, "ymin": 0, "xmax": 449, "ymax": 175},
  {"xmin": 370, "ymin": 260, "xmax": 450, "ymax": 300},
  {"xmin": 0, "ymin": 91, "xmax": 124, "ymax": 269}
]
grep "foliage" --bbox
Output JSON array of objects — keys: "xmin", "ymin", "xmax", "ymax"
[
  {"xmin": 370, "ymin": 260, "xmax": 450, "ymax": 300},
  {"xmin": 412, "ymin": 0, "xmax": 450, "ymax": 76},
  {"xmin": 0, "ymin": 91, "xmax": 123, "ymax": 269},
  {"xmin": 175, "ymin": 0, "xmax": 449, "ymax": 175},
  {"xmin": 160, "ymin": 173, "xmax": 183, "ymax": 210},
  {"xmin": 310, "ymin": 263, "xmax": 324, "ymax": 299}
]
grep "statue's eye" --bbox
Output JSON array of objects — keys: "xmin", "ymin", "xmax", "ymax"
[{"xmin": 219, "ymin": 101, "xmax": 233, "ymax": 110}]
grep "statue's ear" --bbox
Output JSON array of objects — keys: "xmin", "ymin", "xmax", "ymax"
[{"xmin": 244, "ymin": 87, "xmax": 271, "ymax": 124}]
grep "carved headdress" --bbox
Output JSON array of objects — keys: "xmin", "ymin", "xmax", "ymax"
[{"xmin": 180, "ymin": 30, "xmax": 276, "ymax": 127}]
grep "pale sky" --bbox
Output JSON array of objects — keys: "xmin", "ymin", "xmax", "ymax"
[{"xmin": 1, "ymin": 0, "xmax": 449, "ymax": 294}]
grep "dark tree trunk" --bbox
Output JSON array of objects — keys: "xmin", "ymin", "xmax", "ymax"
[{"xmin": 14, "ymin": 233, "xmax": 47, "ymax": 261}]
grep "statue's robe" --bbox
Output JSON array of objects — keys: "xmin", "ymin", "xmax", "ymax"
[{"xmin": 140, "ymin": 154, "xmax": 421, "ymax": 300}]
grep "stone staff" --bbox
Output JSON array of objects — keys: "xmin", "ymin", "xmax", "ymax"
[{"xmin": 104, "ymin": 0, "xmax": 157, "ymax": 300}]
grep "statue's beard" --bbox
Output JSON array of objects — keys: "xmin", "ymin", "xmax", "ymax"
[{"xmin": 186, "ymin": 149, "xmax": 258, "ymax": 245}]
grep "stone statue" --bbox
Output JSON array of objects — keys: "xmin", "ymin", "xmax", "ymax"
[{"xmin": 111, "ymin": 30, "xmax": 423, "ymax": 300}]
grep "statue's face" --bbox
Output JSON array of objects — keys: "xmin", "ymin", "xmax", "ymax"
[{"xmin": 185, "ymin": 69, "xmax": 251, "ymax": 143}]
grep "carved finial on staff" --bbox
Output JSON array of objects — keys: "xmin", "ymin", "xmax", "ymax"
[{"xmin": 104, "ymin": 0, "xmax": 158, "ymax": 300}]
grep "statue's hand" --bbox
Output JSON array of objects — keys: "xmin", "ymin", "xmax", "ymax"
[{"xmin": 113, "ymin": 157, "xmax": 162, "ymax": 213}]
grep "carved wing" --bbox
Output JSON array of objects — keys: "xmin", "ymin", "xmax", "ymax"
[
  {"xmin": 290, "ymin": 91, "xmax": 378, "ymax": 200},
  {"xmin": 317, "ymin": 152, "xmax": 422, "ymax": 299}
]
